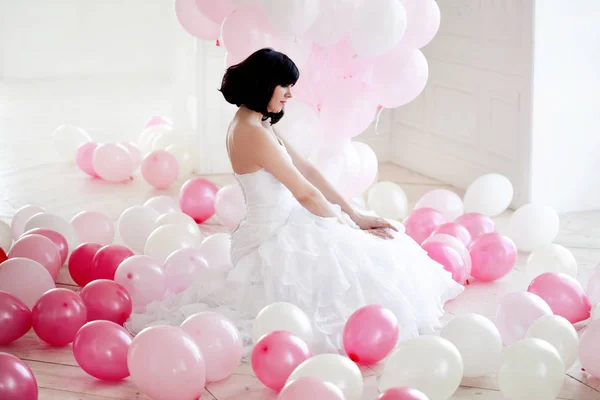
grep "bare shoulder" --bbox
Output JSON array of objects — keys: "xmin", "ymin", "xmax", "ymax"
[{"xmin": 227, "ymin": 118, "xmax": 284, "ymax": 174}]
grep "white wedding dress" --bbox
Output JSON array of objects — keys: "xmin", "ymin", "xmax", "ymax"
[{"xmin": 125, "ymin": 147, "xmax": 464, "ymax": 356}]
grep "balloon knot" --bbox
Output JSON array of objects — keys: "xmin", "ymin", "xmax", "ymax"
[
  {"xmin": 216, "ymin": 39, "xmax": 221, "ymax": 47},
  {"xmin": 466, "ymin": 279, "xmax": 470, "ymax": 285}
]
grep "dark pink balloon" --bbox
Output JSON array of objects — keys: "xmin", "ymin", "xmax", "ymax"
[
  {"xmin": 422, "ymin": 241, "xmax": 467, "ymax": 285},
  {"xmin": 0, "ymin": 290, "xmax": 32, "ymax": 345},
  {"xmin": 91, "ymin": 244, "xmax": 134, "ymax": 281},
  {"xmin": 251, "ymin": 331, "xmax": 311, "ymax": 391},
  {"xmin": 455, "ymin": 212, "xmax": 495, "ymax": 240},
  {"xmin": 469, "ymin": 233, "xmax": 516, "ymax": 282},
  {"xmin": 404, "ymin": 207, "xmax": 446, "ymax": 245},
  {"xmin": 343, "ymin": 305, "xmax": 399, "ymax": 365},
  {"xmin": 179, "ymin": 177, "xmax": 219, "ymax": 224},
  {"xmin": 79, "ymin": 279, "xmax": 132, "ymax": 325},
  {"xmin": 0, "ymin": 352, "xmax": 38, "ymax": 400},
  {"xmin": 431, "ymin": 222, "xmax": 472, "ymax": 246},
  {"xmin": 68, "ymin": 243, "xmax": 103, "ymax": 287},
  {"xmin": 8, "ymin": 234, "xmax": 62, "ymax": 281},
  {"xmin": 73, "ymin": 320, "xmax": 133, "ymax": 381},
  {"xmin": 31, "ymin": 288, "xmax": 87, "ymax": 346},
  {"xmin": 76, "ymin": 141, "xmax": 100, "ymax": 178},
  {"xmin": 528, "ymin": 272, "xmax": 592, "ymax": 324},
  {"xmin": 22, "ymin": 228, "xmax": 69, "ymax": 265},
  {"xmin": 378, "ymin": 387, "xmax": 429, "ymax": 400}
]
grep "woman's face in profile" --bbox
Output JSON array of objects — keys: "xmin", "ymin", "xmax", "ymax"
[{"xmin": 267, "ymin": 85, "xmax": 293, "ymax": 113}]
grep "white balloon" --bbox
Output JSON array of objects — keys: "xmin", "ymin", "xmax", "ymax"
[
  {"xmin": 414, "ymin": 189, "xmax": 464, "ymax": 221},
  {"xmin": 351, "ymin": 0, "xmax": 407, "ymax": 58},
  {"xmin": 114, "ymin": 255, "xmax": 166, "ymax": 312},
  {"xmin": 586, "ymin": 267, "xmax": 600, "ymax": 305},
  {"xmin": 118, "ymin": 142, "xmax": 142, "ymax": 171},
  {"xmin": 11, "ymin": 204, "xmax": 45, "ymax": 240},
  {"xmin": 155, "ymin": 211, "xmax": 202, "ymax": 239},
  {"xmin": 144, "ymin": 195, "xmax": 180, "ymax": 214},
  {"xmin": 144, "ymin": 224, "xmax": 200, "ymax": 263},
  {"xmin": 23, "ymin": 212, "xmax": 79, "ymax": 256},
  {"xmin": 151, "ymin": 131, "xmax": 178, "ymax": 152},
  {"xmin": 277, "ymin": 36, "xmax": 312, "ymax": 68},
  {"xmin": 592, "ymin": 303, "xmax": 600, "ymax": 320},
  {"xmin": 305, "ymin": 0, "xmax": 355, "ymax": 47},
  {"xmin": 262, "ymin": 0, "xmax": 319, "ymax": 36},
  {"xmin": 277, "ymin": 98, "xmax": 324, "ymax": 158},
  {"xmin": 118, "ymin": 206, "xmax": 160, "ymax": 253},
  {"xmin": 526, "ymin": 315, "xmax": 579, "ymax": 369},
  {"xmin": 165, "ymin": 140, "xmax": 196, "ymax": 177},
  {"xmin": 508, "ymin": 203, "xmax": 560, "ymax": 252},
  {"xmin": 198, "ymin": 233, "xmax": 232, "ymax": 269},
  {"xmin": 252, "ymin": 302, "xmax": 313, "ymax": 346},
  {"xmin": 0, "ymin": 258, "xmax": 56, "ymax": 309},
  {"xmin": 0, "ymin": 220, "xmax": 12, "ymax": 252},
  {"xmin": 287, "ymin": 354, "xmax": 363, "ymax": 400},
  {"xmin": 463, "ymin": 173, "xmax": 514, "ymax": 217},
  {"xmin": 366, "ymin": 181, "xmax": 409, "ymax": 220},
  {"xmin": 526, "ymin": 243, "xmax": 577, "ymax": 281},
  {"xmin": 440, "ymin": 313, "xmax": 502, "ymax": 377},
  {"xmin": 52, "ymin": 124, "xmax": 92, "ymax": 160},
  {"xmin": 379, "ymin": 336, "xmax": 463, "ymax": 400},
  {"xmin": 498, "ymin": 338, "xmax": 565, "ymax": 400},
  {"xmin": 138, "ymin": 124, "xmax": 173, "ymax": 155}
]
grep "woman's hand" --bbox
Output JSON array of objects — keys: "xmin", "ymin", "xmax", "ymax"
[{"xmin": 351, "ymin": 212, "xmax": 398, "ymax": 239}]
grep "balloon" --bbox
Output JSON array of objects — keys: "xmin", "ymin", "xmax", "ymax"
[
  {"xmin": 11, "ymin": 204, "xmax": 45, "ymax": 240},
  {"xmin": 379, "ymin": 336, "xmax": 463, "ymax": 400},
  {"xmin": 498, "ymin": 338, "xmax": 565, "ymax": 400},
  {"xmin": 0, "ymin": 258, "xmax": 55, "ymax": 309},
  {"xmin": 138, "ymin": 125, "xmax": 173, "ymax": 155},
  {"xmin": 414, "ymin": 189, "xmax": 464, "ymax": 222},
  {"xmin": 366, "ymin": 181, "xmax": 409, "ymax": 220},
  {"xmin": 463, "ymin": 173, "xmax": 514, "ymax": 217},
  {"xmin": 252, "ymin": 302, "xmax": 313, "ymax": 347},
  {"xmin": 79, "ymin": 279, "xmax": 132, "ymax": 325},
  {"xmin": 128, "ymin": 326, "xmax": 206, "ymax": 400},
  {"xmin": 68, "ymin": 243, "xmax": 103, "ymax": 287},
  {"xmin": 144, "ymin": 224, "xmax": 200, "ymax": 264},
  {"xmin": 118, "ymin": 205, "xmax": 160, "ymax": 253},
  {"xmin": 21, "ymin": 228, "xmax": 68, "ymax": 265},
  {"xmin": 455, "ymin": 212, "xmax": 495, "ymax": 240},
  {"xmin": 350, "ymin": 141, "xmax": 379, "ymax": 198},
  {"xmin": 144, "ymin": 116, "xmax": 173, "ymax": 129},
  {"xmin": 469, "ymin": 233, "xmax": 517, "ymax": 282},
  {"xmin": 0, "ymin": 248, "xmax": 6, "ymax": 264},
  {"xmin": 75, "ymin": 141, "xmax": 99, "ymax": 177},
  {"xmin": 262, "ymin": 0, "xmax": 319, "ymax": 36},
  {"xmin": 287, "ymin": 354, "xmax": 363, "ymax": 400},
  {"xmin": 215, "ymin": 184, "xmax": 247, "ymax": 229},
  {"xmin": 92, "ymin": 143, "xmax": 133, "ymax": 182},
  {"xmin": 350, "ymin": 0, "xmax": 407, "ymax": 58},
  {"xmin": 579, "ymin": 320, "xmax": 600, "ymax": 378},
  {"xmin": 221, "ymin": 5, "xmax": 278, "ymax": 60},
  {"xmin": 0, "ymin": 352, "xmax": 38, "ymax": 400},
  {"xmin": 73, "ymin": 320, "xmax": 132, "ymax": 381},
  {"xmin": 587, "ymin": 267, "xmax": 600, "ymax": 305},
  {"xmin": 495, "ymin": 292, "xmax": 552, "ymax": 346},
  {"xmin": 179, "ymin": 177, "xmax": 219, "ymax": 223},
  {"xmin": 163, "ymin": 248, "xmax": 210, "ymax": 294},
  {"xmin": 279, "ymin": 377, "xmax": 346, "ymax": 400},
  {"xmin": 527, "ymin": 272, "xmax": 591, "ymax": 324},
  {"xmin": 118, "ymin": 142, "xmax": 142, "ymax": 171},
  {"xmin": 440, "ymin": 313, "xmax": 502, "ymax": 377},
  {"xmin": 155, "ymin": 211, "xmax": 202, "ymax": 238},
  {"xmin": 70, "ymin": 211, "xmax": 114, "ymax": 246},
  {"xmin": 175, "ymin": 0, "xmax": 221, "ymax": 40},
  {"xmin": 91, "ymin": 244, "xmax": 134, "ymax": 281},
  {"xmin": 592, "ymin": 303, "xmax": 600, "ymax": 321},
  {"xmin": 52, "ymin": 124, "xmax": 92, "ymax": 161},
  {"xmin": 23, "ymin": 212, "xmax": 79, "ymax": 256},
  {"xmin": 8, "ymin": 234, "xmax": 62, "ymax": 280},
  {"xmin": 198, "ymin": 233, "xmax": 232, "ymax": 269},
  {"xmin": 422, "ymin": 234, "xmax": 472, "ymax": 277},
  {"xmin": 145, "ymin": 195, "xmax": 181, "ymax": 214},
  {"xmin": 114, "ymin": 255, "xmax": 166, "ymax": 312},
  {"xmin": 377, "ymin": 387, "xmax": 429, "ymax": 400},
  {"xmin": 0, "ymin": 291, "xmax": 32, "ymax": 345},
  {"xmin": 276, "ymin": 100, "xmax": 324, "ymax": 158},
  {"xmin": 398, "ymin": 0, "xmax": 440, "ymax": 49},
  {"xmin": 508, "ymin": 203, "xmax": 560, "ymax": 252},
  {"xmin": 32, "ymin": 288, "xmax": 87, "ymax": 346},
  {"xmin": 305, "ymin": 0, "xmax": 355, "ymax": 47},
  {"xmin": 0, "ymin": 221, "xmax": 11, "ymax": 253},
  {"xmin": 526, "ymin": 315, "xmax": 579, "ymax": 369},
  {"xmin": 194, "ymin": 0, "xmax": 235, "ymax": 24},
  {"xmin": 404, "ymin": 208, "xmax": 446, "ymax": 245},
  {"xmin": 141, "ymin": 150, "xmax": 179, "ymax": 189},
  {"xmin": 343, "ymin": 305, "xmax": 399, "ymax": 365},
  {"xmin": 430, "ymin": 222, "xmax": 471, "ymax": 247},
  {"xmin": 181, "ymin": 312, "xmax": 243, "ymax": 382},
  {"xmin": 526, "ymin": 243, "xmax": 577, "ymax": 281},
  {"xmin": 422, "ymin": 241, "xmax": 466, "ymax": 284}
]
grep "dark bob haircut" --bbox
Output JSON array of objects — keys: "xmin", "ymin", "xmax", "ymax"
[{"xmin": 219, "ymin": 48, "xmax": 299, "ymax": 125}]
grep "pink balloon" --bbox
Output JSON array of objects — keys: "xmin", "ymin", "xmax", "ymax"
[
  {"xmin": 527, "ymin": 272, "xmax": 591, "ymax": 324},
  {"xmin": 221, "ymin": 5, "xmax": 279, "ymax": 60},
  {"xmin": 378, "ymin": 387, "xmax": 430, "ymax": 400},
  {"xmin": 92, "ymin": 143, "xmax": 133, "ymax": 182},
  {"xmin": 422, "ymin": 233, "xmax": 472, "ymax": 277},
  {"xmin": 144, "ymin": 115, "xmax": 173, "ymax": 129},
  {"xmin": 469, "ymin": 233, "xmax": 516, "ymax": 282},
  {"xmin": 0, "ymin": 352, "xmax": 38, "ymax": 400},
  {"xmin": 32, "ymin": 288, "xmax": 87, "ymax": 346},
  {"xmin": 79, "ymin": 279, "xmax": 132, "ymax": 325},
  {"xmin": 215, "ymin": 184, "xmax": 246, "ymax": 229},
  {"xmin": 113, "ymin": 255, "xmax": 166, "ymax": 312},
  {"xmin": 586, "ymin": 264, "xmax": 600, "ymax": 305},
  {"xmin": 455, "ymin": 212, "xmax": 495, "ymax": 240},
  {"xmin": 0, "ymin": 258, "xmax": 56, "ymax": 309},
  {"xmin": 70, "ymin": 211, "xmax": 115, "ymax": 246},
  {"xmin": 431, "ymin": 222, "xmax": 472, "ymax": 247},
  {"xmin": 495, "ymin": 292, "xmax": 552, "ymax": 346},
  {"xmin": 0, "ymin": 290, "xmax": 32, "ymax": 345},
  {"xmin": 181, "ymin": 312, "xmax": 243, "ymax": 382},
  {"xmin": 22, "ymin": 228, "xmax": 68, "ymax": 265},
  {"xmin": 68, "ymin": 242, "xmax": 103, "ymax": 287},
  {"xmin": 179, "ymin": 177, "xmax": 219, "ymax": 223},
  {"xmin": 279, "ymin": 377, "xmax": 345, "ymax": 400},
  {"xmin": 422, "ymin": 241, "xmax": 467, "ymax": 284},
  {"xmin": 141, "ymin": 150, "xmax": 179, "ymax": 189},
  {"xmin": 90, "ymin": 244, "xmax": 134, "ymax": 281},
  {"xmin": 75, "ymin": 141, "xmax": 100, "ymax": 177},
  {"xmin": 404, "ymin": 207, "xmax": 446, "ymax": 245},
  {"xmin": 195, "ymin": 0, "xmax": 235, "ymax": 24},
  {"xmin": 73, "ymin": 320, "xmax": 132, "ymax": 381},
  {"xmin": 398, "ymin": 0, "xmax": 441, "ymax": 49},
  {"xmin": 343, "ymin": 305, "xmax": 400, "ymax": 365},
  {"xmin": 8, "ymin": 234, "xmax": 62, "ymax": 280},
  {"xmin": 579, "ymin": 319, "xmax": 600, "ymax": 378},
  {"xmin": 175, "ymin": 0, "xmax": 221, "ymax": 40},
  {"xmin": 128, "ymin": 326, "xmax": 206, "ymax": 400},
  {"xmin": 251, "ymin": 330, "xmax": 312, "ymax": 391},
  {"xmin": 163, "ymin": 248, "xmax": 209, "ymax": 294}
]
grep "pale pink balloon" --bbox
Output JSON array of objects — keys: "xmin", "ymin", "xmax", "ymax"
[
  {"xmin": 342, "ymin": 305, "xmax": 399, "ymax": 365},
  {"xmin": 144, "ymin": 195, "xmax": 180, "ymax": 214},
  {"xmin": 8, "ymin": 234, "xmax": 62, "ymax": 280},
  {"xmin": 181, "ymin": 312, "xmax": 243, "ymax": 382},
  {"xmin": 414, "ymin": 189, "xmax": 464, "ymax": 222},
  {"xmin": 528, "ymin": 272, "xmax": 591, "ymax": 324},
  {"xmin": 141, "ymin": 150, "xmax": 179, "ymax": 190},
  {"xmin": 378, "ymin": 387, "xmax": 429, "ymax": 400},
  {"xmin": 163, "ymin": 248, "xmax": 209, "ymax": 294},
  {"xmin": 118, "ymin": 142, "xmax": 142, "ymax": 171},
  {"xmin": 175, "ymin": 0, "xmax": 221, "ymax": 40},
  {"xmin": 221, "ymin": 5, "xmax": 279, "ymax": 60},
  {"xmin": 292, "ymin": 44, "xmax": 332, "ymax": 111},
  {"xmin": 422, "ymin": 241, "xmax": 467, "ymax": 285},
  {"xmin": 349, "ymin": 141, "xmax": 379, "ymax": 198},
  {"xmin": 70, "ymin": 211, "xmax": 115, "ymax": 246},
  {"xmin": 114, "ymin": 255, "xmax": 166, "ymax": 312},
  {"xmin": 279, "ymin": 377, "xmax": 345, "ymax": 400},
  {"xmin": 422, "ymin": 233, "xmax": 472, "ymax": 277},
  {"xmin": 144, "ymin": 115, "xmax": 173, "ymax": 129},
  {"xmin": 215, "ymin": 184, "xmax": 246, "ymax": 229},
  {"xmin": 32, "ymin": 288, "xmax": 88, "ymax": 346},
  {"xmin": 0, "ymin": 258, "xmax": 55, "ymax": 310},
  {"xmin": 404, "ymin": 207, "xmax": 446, "ymax": 245},
  {"xmin": 469, "ymin": 233, "xmax": 516, "ymax": 282},
  {"xmin": 587, "ymin": 266, "xmax": 600, "ymax": 305},
  {"xmin": 495, "ymin": 292, "xmax": 553, "ymax": 346},
  {"xmin": 251, "ymin": 331, "xmax": 312, "ymax": 391},
  {"xmin": 398, "ymin": 0, "xmax": 441, "ymax": 49},
  {"xmin": 195, "ymin": 0, "xmax": 235, "ymax": 24},
  {"xmin": 75, "ymin": 142, "xmax": 100, "ymax": 177},
  {"xmin": 92, "ymin": 143, "xmax": 133, "ymax": 182},
  {"xmin": 128, "ymin": 326, "xmax": 206, "ymax": 400},
  {"xmin": 579, "ymin": 320, "xmax": 600, "ymax": 378},
  {"xmin": 179, "ymin": 177, "xmax": 219, "ymax": 223},
  {"xmin": 431, "ymin": 222, "xmax": 472, "ymax": 247},
  {"xmin": 22, "ymin": 228, "xmax": 69, "ymax": 266},
  {"xmin": 455, "ymin": 212, "xmax": 495, "ymax": 240}
]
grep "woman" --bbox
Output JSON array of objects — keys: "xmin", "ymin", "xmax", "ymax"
[{"xmin": 126, "ymin": 49, "xmax": 463, "ymax": 355}]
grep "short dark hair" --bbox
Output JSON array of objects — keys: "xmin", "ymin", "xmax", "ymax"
[{"xmin": 219, "ymin": 48, "xmax": 299, "ymax": 125}]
